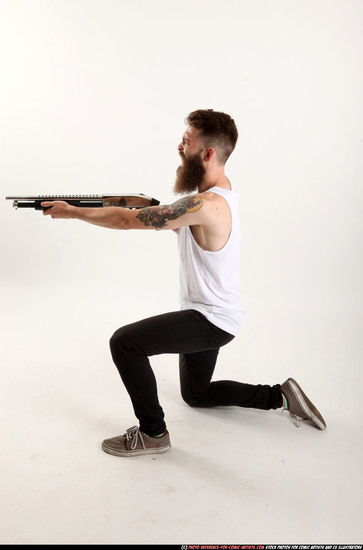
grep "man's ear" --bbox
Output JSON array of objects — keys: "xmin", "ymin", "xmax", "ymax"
[{"xmin": 203, "ymin": 147, "xmax": 215, "ymax": 162}]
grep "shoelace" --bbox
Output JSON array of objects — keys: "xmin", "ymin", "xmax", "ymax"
[
  {"xmin": 125, "ymin": 426, "xmax": 146, "ymax": 450},
  {"xmin": 282, "ymin": 408, "xmax": 301, "ymax": 428}
]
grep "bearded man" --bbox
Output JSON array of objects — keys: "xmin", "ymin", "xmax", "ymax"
[{"xmin": 42, "ymin": 109, "xmax": 326, "ymax": 457}]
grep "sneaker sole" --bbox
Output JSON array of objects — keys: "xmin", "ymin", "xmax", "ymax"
[
  {"xmin": 102, "ymin": 442, "xmax": 171, "ymax": 457},
  {"xmin": 287, "ymin": 378, "xmax": 326, "ymax": 430}
]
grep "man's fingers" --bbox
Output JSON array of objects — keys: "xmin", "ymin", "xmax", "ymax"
[
  {"xmin": 40, "ymin": 200, "xmax": 71, "ymax": 218},
  {"xmin": 41, "ymin": 201, "xmax": 53, "ymax": 215}
]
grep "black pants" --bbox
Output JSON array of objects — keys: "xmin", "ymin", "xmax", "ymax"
[{"xmin": 109, "ymin": 309, "xmax": 283, "ymax": 436}]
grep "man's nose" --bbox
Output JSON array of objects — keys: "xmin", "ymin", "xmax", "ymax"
[{"xmin": 177, "ymin": 142, "xmax": 183, "ymax": 151}]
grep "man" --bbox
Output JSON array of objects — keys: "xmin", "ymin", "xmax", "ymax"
[{"xmin": 42, "ymin": 109, "xmax": 326, "ymax": 457}]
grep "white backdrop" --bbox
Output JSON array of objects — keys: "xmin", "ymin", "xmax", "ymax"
[
  {"xmin": 0, "ymin": 0, "xmax": 362, "ymax": 544},
  {"xmin": 1, "ymin": 0, "xmax": 362, "ymax": 378}
]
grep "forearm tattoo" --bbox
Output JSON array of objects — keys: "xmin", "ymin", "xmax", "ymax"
[{"xmin": 135, "ymin": 195, "xmax": 203, "ymax": 229}]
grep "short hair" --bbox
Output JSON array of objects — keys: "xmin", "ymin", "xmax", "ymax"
[{"xmin": 186, "ymin": 109, "xmax": 238, "ymax": 164}]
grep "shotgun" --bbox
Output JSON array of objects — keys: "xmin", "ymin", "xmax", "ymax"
[{"xmin": 6, "ymin": 193, "xmax": 160, "ymax": 210}]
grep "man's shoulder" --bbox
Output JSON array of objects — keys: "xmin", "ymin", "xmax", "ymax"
[
  {"xmin": 200, "ymin": 190, "xmax": 231, "ymax": 212},
  {"xmin": 174, "ymin": 193, "xmax": 204, "ymax": 212},
  {"xmin": 180, "ymin": 191, "xmax": 226, "ymax": 213}
]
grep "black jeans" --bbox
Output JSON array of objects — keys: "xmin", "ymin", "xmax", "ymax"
[{"xmin": 109, "ymin": 309, "xmax": 283, "ymax": 436}]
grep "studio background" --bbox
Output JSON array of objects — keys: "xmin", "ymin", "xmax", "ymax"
[{"xmin": 0, "ymin": 0, "xmax": 362, "ymax": 544}]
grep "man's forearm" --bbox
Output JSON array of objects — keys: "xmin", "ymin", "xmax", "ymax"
[
  {"xmin": 41, "ymin": 201, "xmax": 132, "ymax": 229},
  {"xmin": 70, "ymin": 205, "xmax": 130, "ymax": 228}
]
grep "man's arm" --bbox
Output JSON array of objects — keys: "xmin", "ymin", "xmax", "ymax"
[{"xmin": 41, "ymin": 194, "xmax": 205, "ymax": 230}]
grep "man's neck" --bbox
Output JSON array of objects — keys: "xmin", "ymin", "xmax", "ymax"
[{"xmin": 198, "ymin": 171, "xmax": 231, "ymax": 193}]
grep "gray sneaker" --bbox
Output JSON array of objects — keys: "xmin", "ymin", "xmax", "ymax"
[
  {"xmin": 102, "ymin": 425, "xmax": 171, "ymax": 457},
  {"xmin": 281, "ymin": 378, "xmax": 326, "ymax": 430}
]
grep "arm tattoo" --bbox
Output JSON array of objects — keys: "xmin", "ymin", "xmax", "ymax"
[{"xmin": 135, "ymin": 195, "xmax": 203, "ymax": 229}]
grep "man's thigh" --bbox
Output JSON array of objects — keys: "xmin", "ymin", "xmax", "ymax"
[{"xmin": 112, "ymin": 309, "xmax": 223, "ymax": 357}]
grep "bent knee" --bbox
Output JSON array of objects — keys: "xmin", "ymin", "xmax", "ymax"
[
  {"xmin": 109, "ymin": 325, "xmax": 146, "ymax": 358},
  {"xmin": 181, "ymin": 391, "xmax": 207, "ymax": 408},
  {"xmin": 109, "ymin": 326, "xmax": 131, "ymax": 354},
  {"xmin": 110, "ymin": 328, "xmax": 122, "ymax": 352}
]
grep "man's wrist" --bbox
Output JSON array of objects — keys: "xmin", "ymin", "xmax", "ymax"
[{"xmin": 69, "ymin": 205, "xmax": 80, "ymax": 219}]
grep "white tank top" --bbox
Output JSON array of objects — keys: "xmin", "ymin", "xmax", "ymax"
[{"xmin": 177, "ymin": 185, "xmax": 245, "ymax": 336}]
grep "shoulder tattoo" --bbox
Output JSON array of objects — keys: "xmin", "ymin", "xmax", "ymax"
[{"xmin": 135, "ymin": 194, "xmax": 203, "ymax": 229}]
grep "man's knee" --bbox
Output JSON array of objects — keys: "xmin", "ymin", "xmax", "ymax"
[
  {"xmin": 181, "ymin": 388, "xmax": 206, "ymax": 408},
  {"xmin": 109, "ymin": 326, "xmax": 135, "ymax": 360},
  {"xmin": 109, "ymin": 325, "xmax": 146, "ymax": 361},
  {"xmin": 110, "ymin": 327, "xmax": 125, "ymax": 353}
]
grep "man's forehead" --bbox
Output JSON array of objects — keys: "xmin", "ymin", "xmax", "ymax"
[{"xmin": 183, "ymin": 125, "xmax": 201, "ymax": 141}]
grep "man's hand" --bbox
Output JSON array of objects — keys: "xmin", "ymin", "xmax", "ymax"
[{"xmin": 41, "ymin": 201, "xmax": 76, "ymax": 219}]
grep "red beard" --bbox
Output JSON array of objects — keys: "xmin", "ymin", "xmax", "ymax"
[{"xmin": 174, "ymin": 152, "xmax": 206, "ymax": 194}]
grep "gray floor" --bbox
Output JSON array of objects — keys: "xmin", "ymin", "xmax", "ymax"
[{"xmin": 1, "ymin": 285, "xmax": 362, "ymax": 545}]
